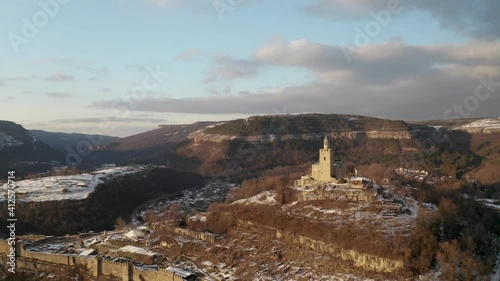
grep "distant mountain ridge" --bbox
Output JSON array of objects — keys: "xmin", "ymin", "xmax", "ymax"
[
  {"xmin": 0, "ymin": 121, "xmax": 62, "ymax": 175},
  {"xmin": 95, "ymin": 122, "xmax": 216, "ymax": 151},
  {"xmin": 30, "ymin": 130, "xmax": 120, "ymax": 152}
]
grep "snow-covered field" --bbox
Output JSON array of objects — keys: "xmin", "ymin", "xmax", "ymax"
[
  {"xmin": 455, "ymin": 118, "xmax": 500, "ymax": 133},
  {"xmin": 0, "ymin": 165, "xmax": 147, "ymax": 202}
]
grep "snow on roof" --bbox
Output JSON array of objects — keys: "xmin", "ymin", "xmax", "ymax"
[
  {"xmin": 137, "ymin": 225, "xmax": 151, "ymax": 231},
  {"xmin": 79, "ymin": 249, "xmax": 97, "ymax": 256},
  {"xmin": 84, "ymin": 238, "xmax": 102, "ymax": 247},
  {"xmin": 104, "ymin": 235, "xmax": 122, "ymax": 242},
  {"xmin": 188, "ymin": 214, "xmax": 207, "ymax": 222},
  {"xmin": 350, "ymin": 177, "xmax": 371, "ymax": 182},
  {"xmin": 167, "ymin": 267, "xmax": 194, "ymax": 277},
  {"xmin": 118, "ymin": 245, "xmax": 158, "ymax": 257},
  {"xmin": 0, "ymin": 165, "xmax": 146, "ymax": 202},
  {"xmin": 123, "ymin": 229, "xmax": 143, "ymax": 240}
]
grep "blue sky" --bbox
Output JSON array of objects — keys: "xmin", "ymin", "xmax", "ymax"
[{"xmin": 1, "ymin": 0, "xmax": 499, "ymax": 136}]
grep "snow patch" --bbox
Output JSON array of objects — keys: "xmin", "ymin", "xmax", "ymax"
[
  {"xmin": 0, "ymin": 132, "xmax": 24, "ymax": 151},
  {"xmin": 123, "ymin": 229, "xmax": 144, "ymax": 241},
  {"xmin": 118, "ymin": 245, "xmax": 158, "ymax": 257},
  {"xmin": 0, "ymin": 165, "xmax": 147, "ymax": 202},
  {"xmin": 456, "ymin": 118, "xmax": 500, "ymax": 133},
  {"xmin": 232, "ymin": 191, "xmax": 277, "ymax": 205}
]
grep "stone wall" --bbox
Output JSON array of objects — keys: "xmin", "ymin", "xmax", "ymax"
[
  {"xmin": 295, "ymin": 188, "xmax": 377, "ymax": 203},
  {"xmin": 0, "ymin": 240, "xmax": 186, "ymax": 281},
  {"xmin": 167, "ymin": 226, "xmax": 218, "ymax": 243},
  {"xmin": 237, "ymin": 220, "xmax": 403, "ymax": 273},
  {"xmin": 101, "ymin": 260, "xmax": 130, "ymax": 280},
  {"xmin": 0, "ymin": 239, "xmax": 11, "ymax": 254},
  {"xmin": 133, "ymin": 267, "xmax": 180, "ymax": 281},
  {"xmin": 72, "ymin": 255, "xmax": 99, "ymax": 277}
]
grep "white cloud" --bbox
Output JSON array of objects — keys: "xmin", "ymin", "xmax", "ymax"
[
  {"xmin": 92, "ymin": 39, "xmax": 500, "ymax": 120},
  {"xmin": 204, "ymin": 55, "xmax": 264, "ymax": 83},
  {"xmin": 45, "ymin": 72, "xmax": 75, "ymax": 82},
  {"xmin": 304, "ymin": 0, "xmax": 500, "ymax": 39},
  {"xmin": 174, "ymin": 49, "xmax": 200, "ymax": 61},
  {"xmin": 45, "ymin": 92, "xmax": 74, "ymax": 99}
]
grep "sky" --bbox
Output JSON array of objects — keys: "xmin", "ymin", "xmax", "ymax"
[{"xmin": 0, "ymin": 0, "xmax": 499, "ymax": 137}]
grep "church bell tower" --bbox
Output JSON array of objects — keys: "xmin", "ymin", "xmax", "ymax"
[{"xmin": 318, "ymin": 135, "xmax": 334, "ymax": 181}]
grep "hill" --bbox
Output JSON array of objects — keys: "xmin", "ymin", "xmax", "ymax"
[
  {"xmin": 30, "ymin": 130, "xmax": 120, "ymax": 152},
  {"xmin": 73, "ymin": 122, "xmax": 216, "ymax": 170},
  {"xmin": 412, "ymin": 117, "xmax": 500, "ymax": 134},
  {"xmin": 96, "ymin": 122, "xmax": 215, "ymax": 151},
  {"xmin": 0, "ymin": 121, "xmax": 62, "ymax": 176},
  {"xmin": 204, "ymin": 114, "xmax": 409, "ymax": 136}
]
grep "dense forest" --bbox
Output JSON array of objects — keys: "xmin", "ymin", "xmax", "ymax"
[{"xmin": 205, "ymin": 114, "xmax": 410, "ymax": 136}]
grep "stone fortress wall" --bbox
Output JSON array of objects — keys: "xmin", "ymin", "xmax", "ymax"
[
  {"xmin": 166, "ymin": 226, "xmax": 218, "ymax": 243},
  {"xmin": 0, "ymin": 239, "xmax": 187, "ymax": 281},
  {"xmin": 237, "ymin": 220, "xmax": 404, "ymax": 273}
]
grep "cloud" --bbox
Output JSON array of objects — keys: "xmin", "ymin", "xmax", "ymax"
[
  {"xmin": 143, "ymin": 0, "xmax": 254, "ymax": 9},
  {"xmin": 303, "ymin": 0, "xmax": 500, "ymax": 39},
  {"xmin": 145, "ymin": 0, "xmax": 179, "ymax": 7},
  {"xmin": 100, "ymin": 88, "xmax": 113, "ymax": 93},
  {"xmin": 92, "ymin": 38, "xmax": 500, "ymax": 120},
  {"xmin": 52, "ymin": 117, "xmax": 168, "ymax": 124},
  {"xmin": 45, "ymin": 72, "xmax": 75, "ymax": 82},
  {"xmin": 45, "ymin": 92, "xmax": 74, "ymax": 99},
  {"xmin": 174, "ymin": 49, "xmax": 200, "ymax": 61},
  {"xmin": 207, "ymin": 85, "xmax": 232, "ymax": 95},
  {"xmin": 35, "ymin": 57, "xmax": 109, "ymax": 74},
  {"xmin": 204, "ymin": 55, "xmax": 264, "ymax": 83},
  {"xmin": 125, "ymin": 64, "xmax": 146, "ymax": 73},
  {"xmin": 253, "ymin": 38, "xmax": 500, "ymax": 83},
  {"xmin": 0, "ymin": 76, "xmax": 32, "ymax": 86}
]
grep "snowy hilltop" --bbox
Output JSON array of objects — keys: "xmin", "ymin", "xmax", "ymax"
[{"xmin": 0, "ymin": 165, "xmax": 147, "ymax": 202}]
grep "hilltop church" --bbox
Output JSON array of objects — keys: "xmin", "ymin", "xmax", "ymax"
[
  {"xmin": 292, "ymin": 135, "xmax": 379, "ymax": 202},
  {"xmin": 294, "ymin": 136, "xmax": 346, "ymax": 186}
]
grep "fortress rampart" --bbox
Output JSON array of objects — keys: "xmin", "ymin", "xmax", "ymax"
[
  {"xmin": 236, "ymin": 220, "xmax": 404, "ymax": 273},
  {"xmin": 0, "ymin": 240, "xmax": 187, "ymax": 281},
  {"xmin": 166, "ymin": 226, "xmax": 218, "ymax": 243}
]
